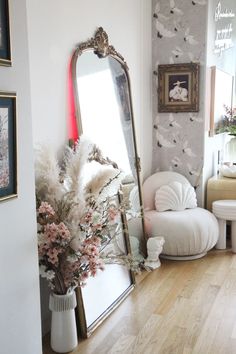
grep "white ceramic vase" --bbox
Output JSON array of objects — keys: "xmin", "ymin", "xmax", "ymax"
[
  {"xmin": 224, "ymin": 135, "xmax": 236, "ymax": 163},
  {"xmin": 49, "ymin": 290, "xmax": 78, "ymax": 353}
]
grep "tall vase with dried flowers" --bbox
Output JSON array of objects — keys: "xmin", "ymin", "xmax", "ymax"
[{"xmin": 35, "ymin": 136, "xmax": 141, "ymax": 353}]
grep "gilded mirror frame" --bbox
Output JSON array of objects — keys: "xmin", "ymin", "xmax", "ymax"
[{"xmin": 71, "ymin": 27, "xmax": 146, "ymax": 338}]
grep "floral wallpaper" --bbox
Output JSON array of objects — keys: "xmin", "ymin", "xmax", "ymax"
[{"xmin": 152, "ymin": 0, "xmax": 208, "ymax": 205}]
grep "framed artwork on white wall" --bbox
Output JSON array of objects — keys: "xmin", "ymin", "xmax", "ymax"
[
  {"xmin": 0, "ymin": 0, "xmax": 11, "ymax": 66},
  {"xmin": 0, "ymin": 91, "xmax": 17, "ymax": 202}
]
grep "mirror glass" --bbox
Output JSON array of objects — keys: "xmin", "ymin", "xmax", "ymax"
[
  {"xmin": 76, "ymin": 53, "xmax": 133, "ymax": 173},
  {"xmin": 210, "ymin": 66, "xmax": 234, "ymax": 136},
  {"xmin": 72, "ymin": 27, "xmax": 145, "ymax": 338}
]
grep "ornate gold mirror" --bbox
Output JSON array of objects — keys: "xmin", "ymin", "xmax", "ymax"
[{"xmin": 72, "ymin": 27, "xmax": 146, "ymax": 338}]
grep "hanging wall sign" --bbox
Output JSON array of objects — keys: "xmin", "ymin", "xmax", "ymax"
[{"xmin": 214, "ymin": 1, "xmax": 235, "ymax": 55}]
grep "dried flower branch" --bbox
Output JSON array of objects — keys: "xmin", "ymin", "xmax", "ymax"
[
  {"xmin": 63, "ymin": 136, "xmax": 94, "ymax": 197},
  {"xmin": 84, "ymin": 167, "xmax": 124, "ymax": 202},
  {"xmin": 88, "ymin": 144, "xmax": 119, "ymax": 169},
  {"xmin": 35, "ymin": 145, "xmax": 64, "ymax": 209}
]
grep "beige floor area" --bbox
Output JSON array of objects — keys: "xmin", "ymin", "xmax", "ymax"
[{"xmin": 43, "ymin": 248, "xmax": 236, "ymax": 354}]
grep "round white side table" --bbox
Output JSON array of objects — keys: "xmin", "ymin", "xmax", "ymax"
[{"xmin": 212, "ymin": 200, "xmax": 236, "ymax": 252}]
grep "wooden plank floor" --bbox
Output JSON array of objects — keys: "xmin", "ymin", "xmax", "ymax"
[{"xmin": 43, "ymin": 249, "xmax": 236, "ymax": 354}]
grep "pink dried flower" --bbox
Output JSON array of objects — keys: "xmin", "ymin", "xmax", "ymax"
[
  {"xmin": 90, "ymin": 236, "xmax": 101, "ymax": 246},
  {"xmin": 38, "ymin": 201, "xmax": 55, "ymax": 216},
  {"xmin": 38, "ymin": 243, "xmax": 49, "ymax": 257},
  {"xmin": 91, "ymin": 223, "xmax": 102, "ymax": 232},
  {"xmin": 47, "ymin": 248, "xmax": 60, "ymax": 265},
  {"xmin": 84, "ymin": 211, "xmax": 92, "ymax": 222},
  {"xmin": 89, "ymin": 245, "xmax": 98, "ymax": 254},
  {"xmin": 57, "ymin": 222, "xmax": 71, "ymax": 241},
  {"xmin": 81, "ymin": 272, "xmax": 89, "ymax": 280},
  {"xmin": 108, "ymin": 206, "xmax": 118, "ymax": 221},
  {"xmin": 44, "ymin": 223, "xmax": 58, "ymax": 242}
]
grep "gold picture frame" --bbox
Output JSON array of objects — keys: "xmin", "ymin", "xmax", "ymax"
[
  {"xmin": 158, "ymin": 63, "xmax": 200, "ymax": 113},
  {"xmin": 0, "ymin": 0, "xmax": 12, "ymax": 66}
]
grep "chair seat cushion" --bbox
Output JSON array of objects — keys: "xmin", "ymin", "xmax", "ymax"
[{"xmin": 145, "ymin": 208, "xmax": 219, "ymax": 257}]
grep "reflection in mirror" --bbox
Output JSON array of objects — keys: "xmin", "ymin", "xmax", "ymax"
[
  {"xmin": 72, "ymin": 27, "xmax": 146, "ymax": 338},
  {"xmin": 76, "ymin": 54, "xmax": 133, "ymax": 176},
  {"xmin": 210, "ymin": 66, "xmax": 234, "ymax": 136},
  {"xmin": 76, "ymin": 189, "xmax": 135, "ymax": 338},
  {"xmin": 74, "ymin": 49, "xmax": 145, "ymax": 254}
]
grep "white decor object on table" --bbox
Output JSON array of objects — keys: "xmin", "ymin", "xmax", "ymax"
[
  {"xmin": 144, "ymin": 237, "xmax": 165, "ymax": 269},
  {"xmin": 49, "ymin": 290, "xmax": 78, "ymax": 353},
  {"xmin": 224, "ymin": 136, "xmax": 236, "ymax": 164},
  {"xmin": 212, "ymin": 200, "xmax": 236, "ymax": 252},
  {"xmin": 220, "ymin": 164, "xmax": 236, "ymax": 178}
]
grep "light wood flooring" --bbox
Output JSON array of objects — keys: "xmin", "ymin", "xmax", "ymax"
[{"xmin": 43, "ymin": 248, "xmax": 236, "ymax": 354}]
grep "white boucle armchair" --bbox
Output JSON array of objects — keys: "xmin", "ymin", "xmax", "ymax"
[{"xmin": 142, "ymin": 171, "xmax": 219, "ymax": 260}]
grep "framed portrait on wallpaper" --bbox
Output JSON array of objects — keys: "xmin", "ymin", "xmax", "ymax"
[
  {"xmin": 158, "ymin": 63, "xmax": 200, "ymax": 113},
  {"xmin": 0, "ymin": 0, "xmax": 12, "ymax": 66},
  {"xmin": 0, "ymin": 92, "xmax": 17, "ymax": 202}
]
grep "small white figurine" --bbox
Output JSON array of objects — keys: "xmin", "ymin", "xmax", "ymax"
[{"xmin": 144, "ymin": 236, "xmax": 165, "ymax": 269}]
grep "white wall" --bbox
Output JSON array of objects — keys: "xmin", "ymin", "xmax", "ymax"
[
  {"xmin": 26, "ymin": 0, "xmax": 152, "ymax": 179},
  {"xmin": 26, "ymin": 0, "xmax": 152, "ymax": 334},
  {"xmin": 0, "ymin": 1, "xmax": 42, "ymax": 353}
]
